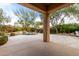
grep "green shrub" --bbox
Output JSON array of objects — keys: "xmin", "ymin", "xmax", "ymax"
[
  {"xmin": 51, "ymin": 24, "xmax": 79, "ymax": 34},
  {"xmin": 14, "ymin": 27, "xmax": 22, "ymax": 32},
  {"xmin": 0, "ymin": 36, "xmax": 8, "ymax": 45},
  {"xmin": 30, "ymin": 28, "xmax": 36, "ymax": 32},
  {"xmin": 22, "ymin": 31, "xmax": 27, "ymax": 35},
  {"xmin": 37, "ymin": 28, "xmax": 43, "ymax": 33},
  {"xmin": 0, "ymin": 32, "xmax": 6, "ymax": 36},
  {"xmin": 10, "ymin": 32, "xmax": 15, "ymax": 36},
  {"xmin": 50, "ymin": 27, "xmax": 57, "ymax": 34}
]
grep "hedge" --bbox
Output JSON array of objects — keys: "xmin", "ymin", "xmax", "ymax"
[{"xmin": 51, "ymin": 24, "xmax": 79, "ymax": 33}]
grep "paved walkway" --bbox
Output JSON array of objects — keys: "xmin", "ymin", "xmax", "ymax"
[
  {"xmin": 50, "ymin": 34, "xmax": 79, "ymax": 49},
  {"xmin": 0, "ymin": 34, "xmax": 79, "ymax": 56}
]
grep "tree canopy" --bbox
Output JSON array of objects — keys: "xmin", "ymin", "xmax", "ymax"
[{"xmin": 50, "ymin": 4, "xmax": 79, "ymax": 33}]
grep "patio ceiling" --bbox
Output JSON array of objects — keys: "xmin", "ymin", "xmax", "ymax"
[{"xmin": 19, "ymin": 3, "xmax": 72, "ymax": 14}]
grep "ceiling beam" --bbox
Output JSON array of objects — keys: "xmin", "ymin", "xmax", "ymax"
[
  {"xmin": 30, "ymin": 3, "xmax": 46, "ymax": 11},
  {"xmin": 19, "ymin": 3, "xmax": 46, "ymax": 14},
  {"xmin": 19, "ymin": 3, "xmax": 73, "ymax": 15},
  {"xmin": 48, "ymin": 3, "xmax": 73, "ymax": 14}
]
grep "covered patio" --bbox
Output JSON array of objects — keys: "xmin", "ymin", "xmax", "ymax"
[
  {"xmin": 1, "ymin": 34, "xmax": 79, "ymax": 56},
  {"xmin": 1, "ymin": 3, "xmax": 79, "ymax": 56},
  {"xmin": 20, "ymin": 3, "xmax": 72, "ymax": 42}
]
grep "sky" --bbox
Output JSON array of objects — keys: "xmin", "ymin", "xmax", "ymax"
[
  {"xmin": 0, "ymin": 3, "xmax": 19, "ymax": 25},
  {"xmin": 0, "ymin": 3, "xmax": 41, "ymax": 25}
]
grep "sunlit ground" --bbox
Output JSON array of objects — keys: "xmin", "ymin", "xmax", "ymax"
[
  {"xmin": 2, "ymin": 33, "xmax": 79, "ymax": 49},
  {"xmin": 0, "ymin": 33, "xmax": 79, "ymax": 56}
]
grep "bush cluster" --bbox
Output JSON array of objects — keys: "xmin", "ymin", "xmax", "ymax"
[
  {"xmin": 0, "ymin": 32, "xmax": 6, "ymax": 36},
  {"xmin": 10, "ymin": 32, "xmax": 15, "ymax": 36},
  {"xmin": 51, "ymin": 24, "xmax": 79, "ymax": 34},
  {"xmin": 0, "ymin": 36, "xmax": 8, "ymax": 45}
]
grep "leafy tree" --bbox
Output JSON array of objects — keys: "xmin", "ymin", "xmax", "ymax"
[
  {"xmin": 0, "ymin": 8, "xmax": 11, "ymax": 32},
  {"xmin": 39, "ymin": 13, "xmax": 44, "ymax": 23},
  {"xmin": 14, "ymin": 8, "xmax": 38, "ymax": 32},
  {"xmin": 14, "ymin": 8, "xmax": 30, "ymax": 31},
  {"xmin": 34, "ymin": 21, "xmax": 43, "ymax": 32},
  {"xmin": 29, "ymin": 10, "xmax": 37, "ymax": 27},
  {"xmin": 50, "ymin": 4, "xmax": 79, "ymax": 33}
]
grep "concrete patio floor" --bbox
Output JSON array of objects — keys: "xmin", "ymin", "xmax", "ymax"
[{"xmin": 0, "ymin": 34, "xmax": 79, "ymax": 56}]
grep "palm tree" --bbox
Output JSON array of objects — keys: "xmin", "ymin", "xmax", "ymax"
[
  {"xmin": 14, "ymin": 8, "xmax": 31, "ymax": 31},
  {"xmin": 14, "ymin": 8, "xmax": 38, "ymax": 32},
  {"xmin": 28, "ymin": 10, "xmax": 38, "ymax": 28}
]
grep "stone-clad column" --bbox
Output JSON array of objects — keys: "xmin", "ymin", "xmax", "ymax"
[{"xmin": 43, "ymin": 12, "xmax": 50, "ymax": 42}]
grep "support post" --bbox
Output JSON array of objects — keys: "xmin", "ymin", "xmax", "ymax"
[{"xmin": 43, "ymin": 12, "xmax": 50, "ymax": 42}]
